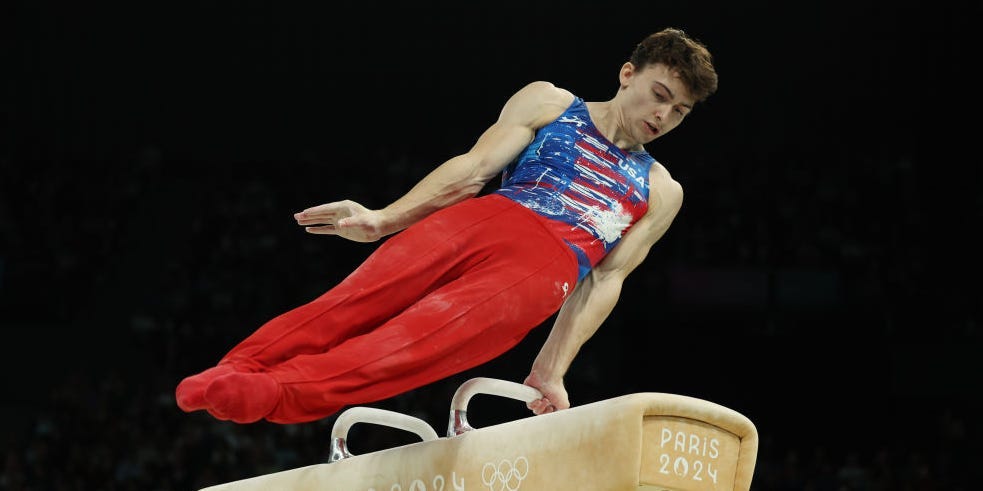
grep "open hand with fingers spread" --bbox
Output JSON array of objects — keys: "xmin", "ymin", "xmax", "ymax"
[{"xmin": 293, "ymin": 200, "xmax": 390, "ymax": 243}]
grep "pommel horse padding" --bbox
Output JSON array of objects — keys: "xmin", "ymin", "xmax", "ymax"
[{"xmin": 199, "ymin": 378, "xmax": 758, "ymax": 491}]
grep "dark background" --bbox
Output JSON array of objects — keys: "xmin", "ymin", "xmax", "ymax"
[{"xmin": 1, "ymin": 0, "xmax": 980, "ymax": 489}]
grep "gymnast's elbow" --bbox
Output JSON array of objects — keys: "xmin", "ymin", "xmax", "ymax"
[
  {"xmin": 586, "ymin": 266, "xmax": 629, "ymax": 293},
  {"xmin": 457, "ymin": 166, "xmax": 495, "ymax": 199}
]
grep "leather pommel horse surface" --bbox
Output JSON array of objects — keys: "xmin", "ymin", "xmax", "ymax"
[{"xmin": 200, "ymin": 378, "xmax": 758, "ymax": 490}]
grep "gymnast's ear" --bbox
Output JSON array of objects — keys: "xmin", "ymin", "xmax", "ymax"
[{"xmin": 619, "ymin": 62, "xmax": 636, "ymax": 89}]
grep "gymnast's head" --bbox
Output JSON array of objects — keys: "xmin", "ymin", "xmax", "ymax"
[
  {"xmin": 612, "ymin": 27, "xmax": 718, "ymax": 142},
  {"xmin": 629, "ymin": 27, "xmax": 718, "ymax": 104}
]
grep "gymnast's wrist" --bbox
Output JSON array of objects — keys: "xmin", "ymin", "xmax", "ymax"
[
  {"xmin": 528, "ymin": 364, "xmax": 565, "ymax": 385},
  {"xmin": 368, "ymin": 208, "xmax": 404, "ymax": 237}
]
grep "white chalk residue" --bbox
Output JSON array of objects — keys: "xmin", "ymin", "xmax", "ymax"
[{"xmin": 579, "ymin": 201, "xmax": 632, "ymax": 243}]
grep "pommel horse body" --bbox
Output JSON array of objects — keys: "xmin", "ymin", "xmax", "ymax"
[{"xmin": 200, "ymin": 378, "xmax": 758, "ymax": 490}]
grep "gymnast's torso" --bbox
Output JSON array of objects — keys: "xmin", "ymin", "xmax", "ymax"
[{"xmin": 494, "ymin": 96, "xmax": 655, "ymax": 281}]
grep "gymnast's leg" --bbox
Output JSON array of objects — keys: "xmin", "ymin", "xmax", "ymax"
[
  {"xmin": 195, "ymin": 195, "xmax": 578, "ymax": 424},
  {"xmin": 174, "ymin": 195, "xmax": 509, "ymax": 415}
]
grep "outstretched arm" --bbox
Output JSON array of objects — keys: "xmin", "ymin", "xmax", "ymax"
[
  {"xmin": 525, "ymin": 163, "xmax": 684, "ymax": 414},
  {"xmin": 293, "ymin": 82, "xmax": 574, "ymax": 242}
]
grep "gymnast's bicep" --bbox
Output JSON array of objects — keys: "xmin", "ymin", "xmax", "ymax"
[
  {"xmin": 463, "ymin": 81, "xmax": 573, "ymax": 181},
  {"xmin": 594, "ymin": 166, "xmax": 684, "ymax": 280}
]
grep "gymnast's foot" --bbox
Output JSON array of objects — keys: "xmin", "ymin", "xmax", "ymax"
[
  {"xmin": 203, "ymin": 372, "xmax": 281, "ymax": 424},
  {"xmin": 175, "ymin": 364, "xmax": 237, "ymax": 412}
]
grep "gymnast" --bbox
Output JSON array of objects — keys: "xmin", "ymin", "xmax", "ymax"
[{"xmin": 175, "ymin": 27, "xmax": 719, "ymax": 424}]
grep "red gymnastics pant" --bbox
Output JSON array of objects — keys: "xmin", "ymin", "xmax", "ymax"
[{"xmin": 181, "ymin": 193, "xmax": 579, "ymax": 424}]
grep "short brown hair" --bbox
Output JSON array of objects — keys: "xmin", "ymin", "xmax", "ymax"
[{"xmin": 630, "ymin": 28, "xmax": 718, "ymax": 103}]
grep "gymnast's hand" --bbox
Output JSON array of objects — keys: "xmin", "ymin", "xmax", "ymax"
[
  {"xmin": 523, "ymin": 371, "xmax": 569, "ymax": 415},
  {"xmin": 293, "ymin": 200, "xmax": 388, "ymax": 243}
]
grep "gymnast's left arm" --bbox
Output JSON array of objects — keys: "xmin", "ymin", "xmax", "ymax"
[{"xmin": 524, "ymin": 163, "xmax": 684, "ymax": 415}]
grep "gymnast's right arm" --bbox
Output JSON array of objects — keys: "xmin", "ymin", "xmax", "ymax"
[{"xmin": 293, "ymin": 81, "xmax": 573, "ymax": 242}]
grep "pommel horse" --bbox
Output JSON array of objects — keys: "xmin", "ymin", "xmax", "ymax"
[{"xmin": 200, "ymin": 378, "xmax": 758, "ymax": 490}]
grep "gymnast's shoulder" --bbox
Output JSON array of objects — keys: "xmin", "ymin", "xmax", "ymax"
[{"xmin": 503, "ymin": 81, "xmax": 575, "ymax": 126}]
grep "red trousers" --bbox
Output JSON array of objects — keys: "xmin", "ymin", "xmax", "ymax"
[{"xmin": 216, "ymin": 194, "xmax": 578, "ymax": 423}]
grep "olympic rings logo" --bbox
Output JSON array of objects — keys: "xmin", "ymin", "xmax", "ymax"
[{"xmin": 481, "ymin": 456, "xmax": 529, "ymax": 491}]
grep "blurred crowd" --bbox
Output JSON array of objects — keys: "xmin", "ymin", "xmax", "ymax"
[{"xmin": 0, "ymin": 143, "xmax": 978, "ymax": 489}]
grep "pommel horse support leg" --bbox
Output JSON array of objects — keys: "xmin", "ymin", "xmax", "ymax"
[{"xmin": 200, "ymin": 378, "xmax": 758, "ymax": 490}]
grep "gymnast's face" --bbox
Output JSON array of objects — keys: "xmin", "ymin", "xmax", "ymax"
[{"xmin": 618, "ymin": 62, "xmax": 695, "ymax": 144}]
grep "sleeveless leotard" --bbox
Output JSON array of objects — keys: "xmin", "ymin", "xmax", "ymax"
[{"xmin": 495, "ymin": 96, "xmax": 655, "ymax": 281}]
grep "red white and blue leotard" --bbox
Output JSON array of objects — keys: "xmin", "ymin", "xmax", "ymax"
[{"xmin": 495, "ymin": 97, "xmax": 654, "ymax": 281}]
